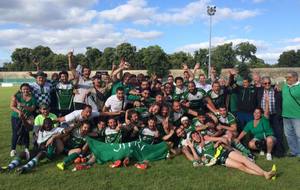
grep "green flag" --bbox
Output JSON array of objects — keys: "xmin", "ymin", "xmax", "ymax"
[{"xmin": 87, "ymin": 137, "xmax": 169, "ymax": 164}]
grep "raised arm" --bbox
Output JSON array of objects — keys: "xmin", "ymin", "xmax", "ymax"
[
  {"xmin": 68, "ymin": 51, "xmax": 78, "ymax": 81},
  {"xmin": 183, "ymin": 64, "xmax": 194, "ymax": 81}
]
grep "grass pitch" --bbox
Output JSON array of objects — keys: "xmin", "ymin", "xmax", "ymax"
[{"xmin": 0, "ymin": 87, "xmax": 300, "ymax": 190}]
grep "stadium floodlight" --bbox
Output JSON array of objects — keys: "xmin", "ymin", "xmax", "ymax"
[{"xmin": 207, "ymin": 5, "xmax": 216, "ymax": 79}]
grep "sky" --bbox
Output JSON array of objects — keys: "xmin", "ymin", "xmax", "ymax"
[{"xmin": 0, "ymin": 0, "xmax": 300, "ymax": 66}]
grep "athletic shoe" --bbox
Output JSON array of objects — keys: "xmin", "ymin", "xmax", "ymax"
[
  {"xmin": 259, "ymin": 151, "xmax": 265, "ymax": 156},
  {"xmin": 0, "ymin": 166, "xmax": 10, "ymax": 173},
  {"xmin": 271, "ymin": 164, "xmax": 277, "ymax": 180},
  {"xmin": 205, "ymin": 158, "xmax": 217, "ymax": 167},
  {"xmin": 266, "ymin": 153, "xmax": 272, "ymax": 161},
  {"xmin": 109, "ymin": 160, "xmax": 122, "ymax": 168},
  {"xmin": 135, "ymin": 163, "xmax": 148, "ymax": 170},
  {"xmin": 123, "ymin": 157, "xmax": 130, "ymax": 167},
  {"xmin": 56, "ymin": 162, "xmax": 65, "ymax": 171},
  {"xmin": 10, "ymin": 150, "xmax": 16, "ymax": 157},
  {"xmin": 25, "ymin": 149, "xmax": 30, "ymax": 161},
  {"xmin": 248, "ymin": 153, "xmax": 256, "ymax": 162},
  {"xmin": 192, "ymin": 160, "xmax": 203, "ymax": 167}
]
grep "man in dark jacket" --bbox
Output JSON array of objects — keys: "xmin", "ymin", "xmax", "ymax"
[
  {"xmin": 230, "ymin": 74, "xmax": 257, "ymax": 130},
  {"xmin": 257, "ymin": 76, "xmax": 285, "ymax": 157}
]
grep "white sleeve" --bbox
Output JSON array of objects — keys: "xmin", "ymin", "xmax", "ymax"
[
  {"xmin": 64, "ymin": 110, "xmax": 80, "ymax": 123},
  {"xmin": 104, "ymin": 97, "xmax": 112, "ymax": 108}
]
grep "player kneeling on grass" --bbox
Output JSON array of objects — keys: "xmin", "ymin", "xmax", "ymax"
[
  {"xmin": 56, "ymin": 121, "xmax": 90, "ymax": 171},
  {"xmin": 16, "ymin": 118, "xmax": 65, "ymax": 174},
  {"xmin": 187, "ymin": 131, "xmax": 276, "ymax": 180}
]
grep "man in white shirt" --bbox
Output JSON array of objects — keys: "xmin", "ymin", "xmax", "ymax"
[
  {"xmin": 103, "ymin": 87, "xmax": 127, "ymax": 118},
  {"xmin": 57, "ymin": 105, "xmax": 100, "ymax": 126},
  {"xmin": 68, "ymin": 51, "xmax": 93, "ymax": 110},
  {"xmin": 195, "ymin": 73, "xmax": 212, "ymax": 92}
]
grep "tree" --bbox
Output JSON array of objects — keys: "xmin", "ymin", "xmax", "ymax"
[
  {"xmin": 52, "ymin": 54, "xmax": 68, "ymax": 71},
  {"xmin": 85, "ymin": 47, "xmax": 102, "ymax": 70},
  {"xmin": 278, "ymin": 50, "xmax": 299, "ymax": 67},
  {"xmin": 32, "ymin": 46, "xmax": 54, "ymax": 70},
  {"xmin": 11, "ymin": 48, "xmax": 34, "ymax": 71},
  {"xmin": 194, "ymin": 48, "xmax": 209, "ymax": 74},
  {"xmin": 116, "ymin": 43, "xmax": 136, "ymax": 67},
  {"xmin": 74, "ymin": 53, "xmax": 89, "ymax": 68},
  {"xmin": 238, "ymin": 63, "xmax": 251, "ymax": 79},
  {"xmin": 98, "ymin": 47, "xmax": 116, "ymax": 70},
  {"xmin": 212, "ymin": 43, "xmax": 237, "ymax": 73},
  {"xmin": 249, "ymin": 57, "xmax": 268, "ymax": 68},
  {"xmin": 169, "ymin": 51, "xmax": 195, "ymax": 69},
  {"xmin": 235, "ymin": 42, "xmax": 257, "ymax": 64},
  {"xmin": 135, "ymin": 48, "xmax": 147, "ymax": 69},
  {"xmin": 142, "ymin": 45, "xmax": 171, "ymax": 77}
]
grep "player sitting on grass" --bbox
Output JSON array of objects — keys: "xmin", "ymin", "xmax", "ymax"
[
  {"xmin": 187, "ymin": 131, "xmax": 276, "ymax": 180},
  {"xmin": 17, "ymin": 118, "xmax": 65, "ymax": 174},
  {"xmin": 56, "ymin": 121, "xmax": 91, "ymax": 171}
]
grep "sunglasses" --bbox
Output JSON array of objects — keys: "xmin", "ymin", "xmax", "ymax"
[{"xmin": 264, "ymin": 82, "xmax": 271, "ymax": 85}]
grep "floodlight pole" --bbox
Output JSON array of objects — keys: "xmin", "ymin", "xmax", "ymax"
[{"xmin": 207, "ymin": 6, "xmax": 216, "ymax": 79}]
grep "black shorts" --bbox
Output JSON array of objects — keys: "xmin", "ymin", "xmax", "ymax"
[{"xmin": 218, "ymin": 149, "xmax": 233, "ymax": 166}]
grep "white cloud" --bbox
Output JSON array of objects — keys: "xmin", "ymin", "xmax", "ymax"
[
  {"xmin": 0, "ymin": 24, "xmax": 125, "ymax": 54},
  {"xmin": 286, "ymin": 37, "xmax": 300, "ymax": 43},
  {"xmin": 124, "ymin": 29, "xmax": 163, "ymax": 40},
  {"xmin": 215, "ymin": 8, "xmax": 260, "ymax": 21},
  {"xmin": 0, "ymin": 0, "xmax": 99, "ymax": 29},
  {"xmin": 283, "ymin": 44, "xmax": 300, "ymax": 51},
  {"xmin": 256, "ymin": 52, "xmax": 280, "ymax": 64},
  {"xmin": 99, "ymin": 0, "xmax": 260, "ymax": 25},
  {"xmin": 99, "ymin": 0, "xmax": 156, "ymax": 24}
]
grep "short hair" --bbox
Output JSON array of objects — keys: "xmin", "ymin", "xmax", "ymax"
[
  {"xmin": 287, "ymin": 71, "xmax": 298, "ymax": 80},
  {"xmin": 148, "ymin": 115, "xmax": 157, "ymax": 122},
  {"xmin": 175, "ymin": 77, "xmax": 184, "ymax": 83},
  {"xmin": 155, "ymin": 92, "xmax": 164, "ymax": 97},
  {"xmin": 261, "ymin": 76, "xmax": 271, "ymax": 82},
  {"xmin": 59, "ymin": 70, "xmax": 69, "ymax": 78},
  {"xmin": 82, "ymin": 65, "xmax": 91, "ymax": 72},
  {"xmin": 128, "ymin": 110, "xmax": 139, "ymax": 119},
  {"xmin": 20, "ymin": 83, "xmax": 30, "ymax": 90},
  {"xmin": 199, "ymin": 73, "xmax": 206, "ymax": 78},
  {"xmin": 116, "ymin": 87, "xmax": 124, "ymax": 92},
  {"xmin": 212, "ymin": 81, "xmax": 220, "ymax": 86},
  {"xmin": 83, "ymin": 104, "xmax": 92, "ymax": 110}
]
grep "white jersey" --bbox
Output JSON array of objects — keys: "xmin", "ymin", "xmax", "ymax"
[{"xmin": 37, "ymin": 127, "xmax": 64, "ymax": 145}]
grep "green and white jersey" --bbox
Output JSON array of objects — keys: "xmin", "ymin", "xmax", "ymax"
[
  {"xmin": 181, "ymin": 88, "xmax": 207, "ymax": 110},
  {"xmin": 193, "ymin": 141, "xmax": 215, "ymax": 158},
  {"xmin": 104, "ymin": 127, "xmax": 122, "ymax": 143},
  {"xmin": 207, "ymin": 89, "xmax": 226, "ymax": 109},
  {"xmin": 188, "ymin": 118, "xmax": 204, "ymax": 133},
  {"xmin": 217, "ymin": 112, "xmax": 236, "ymax": 126},
  {"xmin": 174, "ymin": 86, "xmax": 186, "ymax": 101},
  {"xmin": 56, "ymin": 82, "xmax": 74, "ymax": 110},
  {"xmin": 67, "ymin": 128, "xmax": 87, "ymax": 149},
  {"xmin": 139, "ymin": 127, "xmax": 157, "ymax": 144}
]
